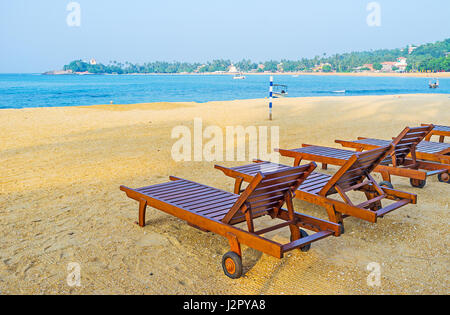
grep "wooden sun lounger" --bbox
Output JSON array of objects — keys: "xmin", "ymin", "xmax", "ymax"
[
  {"xmin": 120, "ymin": 164, "xmax": 341, "ymax": 279},
  {"xmin": 422, "ymin": 124, "xmax": 450, "ymax": 143},
  {"xmin": 278, "ymin": 126, "xmax": 450, "ymax": 188},
  {"xmin": 335, "ymin": 125, "xmax": 450, "ymax": 164},
  {"xmin": 216, "ymin": 146, "xmax": 417, "ymax": 233},
  {"xmin": 335, "ymin": 126, "xmax": 450, "ymax": 185}
]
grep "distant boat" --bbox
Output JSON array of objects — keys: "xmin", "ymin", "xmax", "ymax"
[
  {"xmin": 273, "ymin": 84, "xmax": 288, "ymax": 98},
  {"xmin": 429, "ymin": 79, "xmax": 439, "ymax": 89},
  {"xmin": 233, "ymin": 73, "xmax": 246, "ymax": 80}
]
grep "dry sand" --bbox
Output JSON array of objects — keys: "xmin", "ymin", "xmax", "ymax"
[{"xmin": 0, "ymin": 94, "xmax": 449, "ymax": 295}]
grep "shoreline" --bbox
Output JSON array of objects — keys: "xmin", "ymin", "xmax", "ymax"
[
  {"xmin": 1, "ymin": 93, "xmax": 449, "ymax": 111},
  {"xmin": 38, "ymin": 71, "xmax": 450, "ymax": 78}
]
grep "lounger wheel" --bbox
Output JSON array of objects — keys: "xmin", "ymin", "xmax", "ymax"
[
  {"xmin": 379, "ymin": 181, "xmax": 394, "ymax": 189},
  {"xmin": 437, "ymin": 173, "xmax": 450, "ymax": 183},
  {"xmin": 290, "ymin": 229, "xmax": 311, "ymax": 252},
  {"xmin": 339, "ymin": 223, "xmax": 345, "ymax": 234},
  {"xmin": 222, "ymin": 252, "xmax": 243, "ymax": 279},
  {"xmin": 410, "ymin": 178, "xmax": 426, "ymax": 188}
]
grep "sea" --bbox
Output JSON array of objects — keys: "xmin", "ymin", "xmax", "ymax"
[{"xmin": 0, "ymin": 73, "xmax": 448, "ymax": 109}]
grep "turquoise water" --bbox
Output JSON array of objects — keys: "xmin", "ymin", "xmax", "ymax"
[{"xmin": 0, "ymin": 74, "xmax": 448, "ymax": 109}]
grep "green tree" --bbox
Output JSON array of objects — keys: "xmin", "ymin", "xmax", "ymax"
[
  {"xmin": 59, "ymin": 38, "xmax": 449, "ymax": 75},
  {"xmin": 373, "ymin": 63, "xmax": 383, "ymax": 71},
  {"xmin": 322, "ymin": 64, "xmax": 332, "ymax": 72}
]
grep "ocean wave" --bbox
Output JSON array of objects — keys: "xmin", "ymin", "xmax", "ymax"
[{"xmin": 313, "ymin": 88, "xmax": 413, "ymax": 94}]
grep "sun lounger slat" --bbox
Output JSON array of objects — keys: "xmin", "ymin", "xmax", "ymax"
[
  {"xmin": 232, "ymin": 162, "xmax": 291, "ymax": 174},
  {"xmin": 297, "ymin": 146, "xmax": 354, "ymax": 159},
  {"xmin": 247, "ymin": 191, "xmax": 285, "ymax": 203},
  {"xmin": 152, "ymin": 186, "xmax": 215, "ymax": 199},
  {"xmin": 248, "ymin": 195, "xmax": 292, "ymax": 208},
  {"xmin": 140, "ymin": 182, "xmax": 201, "ymax": 195},
  {"xmin": 408, "ymin": 126, "xmax": 434, "ymax": 133},
  {"xmin": 261, "ymin": 168, "xmax": 310, "ymax": 180},
  {"xmin": 194, "ymin": 204, "xmax": 240, "ymax": 217},
  {"xmin": 198, "ymin": 204, "xmax": 241, "ymax": 215},
  {"xmin": 252, "ymin": 179, "xmax": 303, "ymax": 195},
  {"xmin": 376, "ymin": 199, "xmax": 411, "ymax": 216},
  {"xmin": 257, "ymin": 173, "xmax": 315, "ymax": 187},
  {"xmin": 233, "ymin": 161, "xmax": 274, "ymax": 171},
  {"xmin": 299, "ymin": 177, "xmax": 331, "ymax": 189},
  {"xmin": 177, "ymin": 194, "xmax": 238, "ymax": 208},
  {"xmin": 298, "ymin": 173, "xmax": 332, "ymax": 186},
  {"xmin": 299, "ymin": 179, "xmax": 329, "ymax": 192},
  {"xmin": 174, "ymin": 191, "xmax": 236, "ymax": 204},
  {"xmin": 432, "ymin": 125, "xmax": 450, "ymax": 132},
  {"xmin": 173, "ymin": 197, "xmax": 237, "ymax": 211},
  {"xmin": 137, "ymin": 180, "xmax": 193, "ymax": 193},
  {"xmin": 165, "ymin": 190, "xmax": 228, "ymax": 205},
  {"xmin": 188, "ymin": 198, "xmax": 239, "ymax": 212},
  {"xmin": 354, "ymin": 138, "xmax": 450, "ymax": 154},
  {"xmin": 248, "ymin": 188, "xmax": 293, "ymax": 201},
  {"xmin": 357, "ymin": 195, "xmax": 386, "ymax": 209},
  {"xmin": 226, "ymin": 209, "xmax": 270, "ymax": 222},
  {"xmin": 249, "ymin": 201, "xmax": 281, "ymax": 212}
]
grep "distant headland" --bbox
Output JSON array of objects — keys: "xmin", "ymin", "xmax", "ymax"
[{"xmin": 44, "ymin": 38, "xmax": 450, "ymax": 76}]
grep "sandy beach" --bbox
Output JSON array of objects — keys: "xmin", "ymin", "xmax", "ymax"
[
  {"xmin": 282, "ymin": 72, "xmax": 450, "ymax": 78},
  {"xmin": 0, "ymin": 94, "xmax": 449, "ymax": 295}
]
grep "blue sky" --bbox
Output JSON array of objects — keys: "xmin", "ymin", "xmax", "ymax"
[{"xmin": 1, "ymin": 0, "xmax": 449, "ymax": 73}]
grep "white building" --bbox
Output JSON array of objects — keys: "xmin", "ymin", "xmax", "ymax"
[
  {"xmin": 228, "ymin": 65, "xmax": 238, "ymax": 73},
  {"xmin": 395, "ymin": 57, "xmax": 408, "ymax": 72},
  {"xmin": 408, "ymin": 45, "xmax": 417, "ymax": 55}
]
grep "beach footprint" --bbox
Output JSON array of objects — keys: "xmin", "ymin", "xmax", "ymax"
[{"xmin": 136, "ymin": 232, "xmax": 170, "ymax": 248}]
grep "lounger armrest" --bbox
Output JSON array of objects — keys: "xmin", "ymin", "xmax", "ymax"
[
  {"xmin": 120, "ymin": 185, "xmax": 130, "ymax": 192},
  {"xmin": 276, "ymin": 208, "xmax": 341, "ymax": 236},
  {"xmin": 214, "ymin": 164, "xmax": 233, "ymax": 176},
  {"xmin": 281, "ymin": 231, "xmax": 333, "ymax": 254}
]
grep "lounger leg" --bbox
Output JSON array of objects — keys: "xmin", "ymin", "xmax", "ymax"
[
  {"xmin": 325, "ymin": 203, "xmax": 344, "ymax": 232},
  {"xmin": 245, "ymin": 210, "xmax": 255, "ymax": 233},
  {"xmin": 285, "ymin": 193, "xmax": 301, "ymax": 240},
  {"xmin": 322, "ymin": 163, "xmax": 328, "ymax": 170},
  {"xmin": 364, "ymin": 191, "xmax": 382, "ymax": 211},
  {"xmin": 381, "ymin": 172, "xmax": 391, "ymax": 182},
  {"xmin": 234, "ymin": 177, "xmax": 244, "ymax": 194},
  {"xmin": 226, "ymin": 232, "xmax": 242, "ymax": 257},
  {"xmin": 289, "ymin": 225, "xmax": 301, "ymax": 241},
  {"xmin": 439, "ymin": 136, "xmax": 444, "ymax": 143},
  {"xmin": 138, "ymin": 199, "xmax": 147, "ymax": 227},
  {"xmin": 293, "ymin": 157, "xmax": 302, "ymax": 167}
]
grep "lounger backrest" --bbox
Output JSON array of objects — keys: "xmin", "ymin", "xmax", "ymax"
[
  {"xmin": 319, "ymin": 146, "xmax": 392, "ymax": 196},
  {"xmin": 390, "ymin": 125, "xmax": 434, "ymax": 166},
  {"xmin": 222, "ymin": 163, "xmax": 316, "ymax": 224}
]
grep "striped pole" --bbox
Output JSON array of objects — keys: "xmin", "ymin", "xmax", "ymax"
[{"xmin": 269, "ymin": 76, "xmax": 273, "ymax": 120}]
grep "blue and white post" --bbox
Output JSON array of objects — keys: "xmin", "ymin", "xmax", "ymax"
[{"xmin": 269, "ymin": 76, "xmax": 273, "ymax": 120}]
